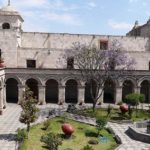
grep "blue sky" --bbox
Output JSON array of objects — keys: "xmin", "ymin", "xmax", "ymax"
[{"xmin": 0, "ymin": 0, "xmax": 149, "ymax": 35}]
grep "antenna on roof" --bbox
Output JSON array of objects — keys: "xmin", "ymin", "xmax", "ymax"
[{"xmin": 8, "ymin": 0, "xmax": 10, "ymax": 6}]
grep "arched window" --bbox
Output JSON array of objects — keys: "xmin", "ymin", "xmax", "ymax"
[{"xmin": 2, "ymin": 23, "xmax": 10, "ymax": 29}]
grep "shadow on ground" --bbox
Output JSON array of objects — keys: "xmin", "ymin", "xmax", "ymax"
[{"xmin": 0, "ymin": 133, "xmax": 16, "ymax": 141}]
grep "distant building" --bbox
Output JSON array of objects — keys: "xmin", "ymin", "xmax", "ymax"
[{"xmin": 0, "ymin": 2, "xmax": 150, "ymax": 114}]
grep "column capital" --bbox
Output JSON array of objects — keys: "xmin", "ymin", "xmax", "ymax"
[
  {"xmin": 59, "ymin": 84, "xmax": 66, "ymax": 88},
  {"xmin": 78, "ymin": 85, "xmax": 85, "ymax": 88},
  {"xmin": 38, "ymin": 85, "xmax": 46, "ymax": 88},
  {"xmin": 18, "ymin": 84, "xmax": 25, "ymax": 88},
  {"xmin": 116, "ymin": 86, "xmax": 123, "ymax": 88}
]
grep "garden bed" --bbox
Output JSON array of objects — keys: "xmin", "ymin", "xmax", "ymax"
[{"xmin": 20, "ymin": 117, "xmax": 117, "ymax": 150}]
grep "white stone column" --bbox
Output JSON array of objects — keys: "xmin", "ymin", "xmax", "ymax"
[
  {"xmin": 18, "ymin": 84, "xmax": 25, "ymax": 104},
  {"xmin": 78, "ymin": 86, "xmax": 85, "ymax": 104},
  {"xmin": 58, "ymin": 85, "xmax": 65, "ymax": 104},
  {"xmin": 0, "ymin": 87, "xmax": 3, "ymax": 115},
  {"xmin": 3, "ymin": 84, "xmax": 6, "ymax": 108},
  {"xmin": 38, "ymin": 85, "xmax": 46, "ymax": 105},
  {"xmin": 97, "ymin": 88, "xmax": 104, "ymax": 104},
  {"xmin": 134, "ymin": 86, "xmax": 141, "ymax": 94},
  {"xmin": 115, "ymin": 86, "xmax": 122, "ymax": 104}
]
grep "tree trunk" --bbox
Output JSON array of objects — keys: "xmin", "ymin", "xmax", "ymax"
[
  {"xmin": 92, "ymin": 102, "xmax": 96, "ymax": 112},
  {"xmin": 27, "ymin": 123, "xmax": 30, "ymax": 132}
]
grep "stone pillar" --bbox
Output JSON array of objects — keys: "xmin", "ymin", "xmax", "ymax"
[
  {"xmin": 134, "ymin": 86, "xmax": 141, "ymax": 94},
  {"xmin": 97, "ymin": 88, "xmax": 104, "ymax": 104},
  {"xmin": 78, "ymin": 86, "xmax": 85, "ymax": 104},
  {"xmin": 18, "ymin": 84, "xmax": 25, "ymax": 104},
  {"xmin": 0, "ymin": 87, "xmax": 3, "ymax": 115},
  {"xmin": 115, "ymin": 86, "xmax": 122, "ymax": 104},
  {"xmin": 58, "ymin": 85, "xmax": 65, "ymax": 104},
  {"xmin": 38, "ymin": 85, "xmax": 46, "ymax": 105},
  {"xmin": 3, "ymin": 84, "xmax": 6, "ymax": 108}
]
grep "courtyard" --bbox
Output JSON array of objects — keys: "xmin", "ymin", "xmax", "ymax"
[{"xmin": 0, "ymin": 103, "xmax": 149, "ymax": 150}]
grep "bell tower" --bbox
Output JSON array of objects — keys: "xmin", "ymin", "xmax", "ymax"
[
  {"xmin": 0, "ymin": 0, "xmax": 24, "ymax": 32},
  {"xmin": 0, "ymin": 1, "xmax": 24, "ymax": 67}
]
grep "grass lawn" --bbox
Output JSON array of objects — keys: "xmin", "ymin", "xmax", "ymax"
[
  {"xmin": 20, "ymin": 117, "xmax": 117, "ymax": 150},
  {"xmin": 77, "ymin": 107, "xmax": 150, "ymax": 122}
]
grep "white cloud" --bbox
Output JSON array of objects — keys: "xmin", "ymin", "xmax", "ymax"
[
  {"xmin": 88, "ymin": 2, "xmax": 97, "ymax": 8},
  {"xmin": 41, "ymin": 12, "xmax": 82, "ymax": 26},
  {"xmin": 108, "ymin": 20, "xmax": 132, "ymax": 30},
  {"xmin": 129, "ymin": 0, "xmax": 139, "ymax": 3}
]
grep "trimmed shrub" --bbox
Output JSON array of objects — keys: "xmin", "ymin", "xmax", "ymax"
[
  {"xmin": 88, "ymin": 139, "xmax": 99, "ymax": 145},
  {"xmin": 81, "ymin": 144, "xmax": 94, "ymax": 150},
  {"xmin": 16, "ymin": 128, "xmax": 27, "ymax": 142},
  {"xmin": 40, "ymin": 132, "xmax": 62, "ymax": 150},
  {"xmin": 124, "ymin": 93, "xmax": 140, "ymax": 106},
  {"xmin": 96, "ymin": 117, "xmax": 107, "ymax": 136},
  {"xmin": 43, "ymin": 119, "xmax": 51, "ymax": 130}
]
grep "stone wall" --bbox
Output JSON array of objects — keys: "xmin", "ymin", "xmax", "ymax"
[
  {"xmin": 18, "ymin": 32, "xmax": 150, "ymax": 69},
  {"xmin": 0, "ymin": 30, "xmax": 150, "ymax": 69}
]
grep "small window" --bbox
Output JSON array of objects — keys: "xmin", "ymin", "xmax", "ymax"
[
  {"xmin": 100, "ymin": 40, "xmax": 108, "ymax": 50},
  {"xmin": 67, "ymin": 57, "xmax": 74, "ymax": 69},
  {"xmin": 27, "ymin": 60, "xmax": 36, "ymax": 68},
  {"xmin": 2, "ymin": 23, "xmax": 10, "ymax": 29}
]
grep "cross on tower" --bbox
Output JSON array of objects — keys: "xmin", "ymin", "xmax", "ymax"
[{"xmin": 8, "ymin": 0, "xmax": 10, "ymax": 6}]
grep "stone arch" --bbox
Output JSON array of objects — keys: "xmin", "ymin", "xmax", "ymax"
[
  {"xmin": 140, "ymin": 80, "xmax": 150, "ymax": 103},
  {"xmin": 26, "ymin": 78, "xmax": 39, "ymax": 99},
  {"xmin": 44, "ymin": 76, "xmax": 60, "ymax": 85},
  {"xmin": 122, "ymin": 80, "xmax": 134, "ymax": 100},
  {"xmin": 84, "ymin": 80, "xmax": 97, "ymax": 103},
  {"xmin": 138, "ymin": 76, "xmax": 150, "ymax": 86},
  {"xmin": 61, "ymin": 76, "xmax": 81, "ymax": 86},
  {"xmin": 23, "ymin": 76, "xmax": 42, "ymax": 86},
  {"xmin": 6, "ymin": 78, "xmax": 18, "ymax": 103},
  {"xmin": 5, "ymin": 76, "xmax": 22, "ymax": 85},
  {"xmin": 45, "ymin": 79, "xmax": 58, "ymax": 103},
  {"xmin": 2, "ymin": 22, "xmax": 10, "ymax": 29},
  {"xmin": 65, "ymin": 79, "xmax": 78, "ymax": 103},
  {"xmin": 121, "ymin": 77, "xmax": 136, "ymax": 87},
  {"xmin": 103, "ymin": 79, "xmax": 116, "ymax": 103}
]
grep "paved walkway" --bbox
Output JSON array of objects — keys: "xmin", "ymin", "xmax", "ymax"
[
  {"xmin": 0, "ymin": 103, "xmax": 149, "ymax": 150},
  {"xmin": 0, "ymin": 104, "xmax": 23, "ymax": 150},
  {"xmin": 108, "ymin": 122, "xmax": 150, "ymax": 150}
]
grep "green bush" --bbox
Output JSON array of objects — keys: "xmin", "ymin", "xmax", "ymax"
[
  {"xmin": 139, "ymin": 94, "xmax": 145, "ymax": 103},
  {"xmin": 81, "ymin": 144, "xmax": 94, "ymax": 150},
  {"xmin": 88, "ymin": 139, "xmax": 99, "ymax": 145},
  {"xmin": 40, "ymin": 132, "xmax": 62, "ymax": 150},
  {"xmin": 16, "ymin": 128, "xmax": 27, "ymax": 143},
  {"xmin": 43, "ymin": 119, "xmax": 51, "ymax": 130},
  {"xmin": 124, "ymin": 93, "xmax": 145, "ymax": 118},
  {"xmin": 96, "ymin": 117, "xmax": 107, "ymax": 136},
  {"xmin": 124, "ymin": 93, "xmax": 140, "ymax": 106}
]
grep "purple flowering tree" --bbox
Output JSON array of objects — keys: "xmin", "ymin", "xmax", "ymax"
[{"xmin": 61, "ymin": 40, "xmax": 135, "ymax": 111}]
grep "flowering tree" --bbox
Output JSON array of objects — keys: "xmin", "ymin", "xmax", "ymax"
[
  {"xmin": 19, "ymin": 87, "xmax": 39, "ymax": 132},
  {"xmin": 61, "ymin": 40, "xmax": 135, "ymax": 111}
]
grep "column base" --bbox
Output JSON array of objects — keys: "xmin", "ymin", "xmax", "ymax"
[
  {"xmin": 58, "ymin": 100, "xmax": 65, "ymax": 105},
  {"xmin": 38, "ymin": 101, "xmax": 46, "ymax": 105},
  {"xmin": 77, "ymin": 101, "xmax": 85, "ymax": 106}
]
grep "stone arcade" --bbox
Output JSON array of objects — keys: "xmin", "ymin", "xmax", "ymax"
[{"xmin": 0, "ymin": 2, "xmax": 150, "ymax": 114}]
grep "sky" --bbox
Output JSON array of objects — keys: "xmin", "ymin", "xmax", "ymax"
[{"xmin": 0, "ymin": 0, "xmax": 149, "ymax": 35}]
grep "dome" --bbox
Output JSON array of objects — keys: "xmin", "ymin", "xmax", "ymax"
[
  {"xmin": 0, "ymin": 3, "xmax": 23, "ymax": 21},
  {"xmin": 1, "ymin": 5, "xmax": 17, "ymax": 12}
]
